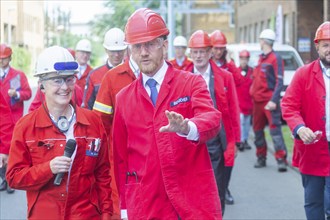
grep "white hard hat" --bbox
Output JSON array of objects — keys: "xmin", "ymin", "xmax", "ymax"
[
  {"xmin": 103, "ymin": 28, "xmax": 127, "ymax": 51},
  {"xmin": 34, "ymin": 46, "xmax": 78, "ymax": 77},
  {"xmin": 75, "ymin": 39, "xmax": 92, "ymax": 52},
  {"xmin": 259, "ymin": 29, "xmax": 276, "ymax": 41},
  {"xmin": 173, "ymin": 36, "xmax": 187, "ymax": 47}
]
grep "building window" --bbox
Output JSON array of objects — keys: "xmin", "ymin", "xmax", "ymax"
[{"xmin": 284, "ymin": 14, "xmax": 290, "ymax": 44}]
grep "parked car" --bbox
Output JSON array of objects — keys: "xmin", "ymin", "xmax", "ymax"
[{"xmin": 226, "ymin": 43, "xmax": 304, "ymax": 97}]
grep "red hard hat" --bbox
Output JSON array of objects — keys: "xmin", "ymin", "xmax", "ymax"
[
  {"xmin": 67, "ymin": 48, "xmax": 76, "ymax": 58},
  {"xmin": 239, "ymin": 50, "xmax": 250, "ymax": 58},
  {"xmin": 314, "ymin": 21, "xmax": 330, "ymax": 43},
  {"xmin": 210, "ymin": 30, "xmax": 227, "ymax": 47},
  {"xmin": 125, "ymin": 8, "xmax": 169, "ymax": 45},
  {"xmin": 0, "ymin": 44, "xmax": 12, "ymax": 59},
  {"xmin": 188, "ymin": 30, "xmax": 212, "ymax": 48}
]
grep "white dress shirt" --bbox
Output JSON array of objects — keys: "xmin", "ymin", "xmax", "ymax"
[
  {"xmin": 193, "ymin": 63, "xmax": 211, "ymax": 92},
  {"xmin": 320, "ymin": 61, "xmax": 330, "ymax": 141}
]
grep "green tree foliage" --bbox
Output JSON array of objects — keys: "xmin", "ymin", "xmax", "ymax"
[
  {"xmin": 11, "ymin": 46, "xmax": 32, "ymax": 76},
  {"xmin": 90, "ymin": 0, "xmax": 161, "ymax": 38}
]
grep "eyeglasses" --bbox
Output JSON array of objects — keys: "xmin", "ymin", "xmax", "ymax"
[
  {"xmin": 131, "ymin": 38, "xmax": 163, "ymax": 53},
  {"xmin": 42, "ymin": 75, "xmax": 76, "ymax": 87}
]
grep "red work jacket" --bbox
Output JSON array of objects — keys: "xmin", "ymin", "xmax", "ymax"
[
  {"xmin": 236, "ymin": 66, "xmax": 253, "ymax": 115},
  {"xmin": 83, "ymin": 63, "xmax": 112, "ymax": 109},
  {"xmin": 93, "ymin": 59, "xmax": 136, "ymax": 218},
  {"xmin": 0, "ymin": 93, "xmax": 14, "ymax": 154},
  {"xmin": 250, "ymin": 51, "xmax": 284, "ymax": 103},
  {"xmin": 186, "ymin": 60, "xmax": 240, "ymax": 166},
  {"xmin": 0, "ymin": 66, "xmax": 32, "ymax": 123},
  {"xmin": 168, "ymin": 56, "xmax": 193, "ymax": 70},
  {"xmin": 281, "ymin": 59, "xmax": 330, "ymax": 176},
  {"xmin": 6, "ymin": 105, "xmax": 112, "ymax": 219},
  {"xmin": 28, "ymin": 84, "xmax": 83, "ymax": 113},
  {"xmin": 94, "ymin": 60, "xmax": 136, "ymax": 136},
  {"xmin": 76, "ymin": 64, "xmax": 93, "ymax": 92},
  {"xmin": 213, "ymin": 59, "xmax": 244, "ymax": 86},
  {"xmin": 113, "ymin": 64, "xmax": 222, "ymax": 219}
]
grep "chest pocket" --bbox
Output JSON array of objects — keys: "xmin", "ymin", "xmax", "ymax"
[
  {"xmin": 78, "ymin": 137, "xmax": 101, "ymax": 175},
  {"xmin": 27, "ymin": 139, "xmax": 66, "ymax": 165}
]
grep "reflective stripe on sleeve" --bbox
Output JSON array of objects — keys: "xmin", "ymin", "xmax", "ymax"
[{"xmin": 93, "ymin": 101, "xmax": 113, "ymax": 114}]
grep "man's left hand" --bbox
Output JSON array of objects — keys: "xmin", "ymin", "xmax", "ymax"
[
  {"xmin": 159, "ymin": 110, "xmax": 190, "ymax": 135},
  {"xmin": 0, "ymin": 154, "xmax": 9, "ymax": 168},
  {"xmin": 264, "ymin": 101, "xmax": 277, "ymax": 111},
  {"xmin": 8, "ymin": 89, "xmax": 17, "ymax": 98}
]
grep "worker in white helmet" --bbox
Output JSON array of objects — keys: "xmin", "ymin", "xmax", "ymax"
[
  {"xmin": 169, "ymin": 35, "xmax": 192, "ymax": 70},
  {"xmin": 82, "ymin": 28, "xmax": 127, "ymax": 109},
  {"xmin": 75, "ymin": 39, "xmax": 93, "ymax": 91},
  {"xmin": 250, "ymin": 28, "xmax": 288, "ymax": 172},
  {"xmin": 6, "ymin": 46, "xmax": 112, "ymax": 219}
]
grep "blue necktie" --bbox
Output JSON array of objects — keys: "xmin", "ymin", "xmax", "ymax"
[{"xmin": 146, "ymin": 78, "xmax": 158, "ymax": 106}]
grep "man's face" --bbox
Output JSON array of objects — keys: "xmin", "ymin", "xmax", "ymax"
[
  {"xmin": 75, "ymin": 51, "xmax": 91, "ymax": 65},
  {"xmin": 0, "ymin": 56, "xmax": 11, "ymax": 69},
  {"xmin": 106, "ymin": 49, "xmax": 125, "ymax": 67},
  {"xmin": 212, "ymin": 46, "xmax": 226, "ymax": 60},
  {"xmin": 316, "ymin": 39, "xmax": 330, "ymax": 67},
  {"xmin": 174, "ymin": 47, "xmax": 186, "ymax": 59},
  {"xmin": 190, "ymin": 47, "xmax": 211, "ymax": 72},
  {"xmin": 239, "ymin": 57, "xmax": 249, "ymax": 69},
  {"xmin": 131, "ymin": 38, "xmax": 167, "ymax": 76}
]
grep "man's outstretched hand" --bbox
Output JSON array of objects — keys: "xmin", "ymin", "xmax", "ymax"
[{"xmin": 159, "ymin": 110, "xmax": 190, "ymax": 135}]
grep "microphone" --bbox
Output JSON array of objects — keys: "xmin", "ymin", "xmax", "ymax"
[{"xmin": 54, "ymin": 139, "xmax": 76, "ymax": 186}]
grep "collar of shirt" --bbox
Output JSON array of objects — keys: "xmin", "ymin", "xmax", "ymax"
[
  {"xmin": 176, "ymin": 56, "xmax": 185, "ymax": 66},
  {"xmin": 320, "ymin": 60, "xmax": 330, "ymax": 78},
  {"xmin": 193, "ymin": 63, "xmax": 211, "ymax": 78},
  {"xmin": 0, "ymin": 66, "xmax": 10, "ymax": 79},
  {"xmin": 129, "ymin": 56, "xmax": 140, "ymax": 78},
  {"xmin": 78, "ymin": 65, "xmax": 87, "ymax": 79},
  {"xmin": 142, "ymin": 60, "xmax": 168, "ymax": 93},
  {"xmin": 107, "ymin": 60, "xmax": 114, "ymax": 69}
]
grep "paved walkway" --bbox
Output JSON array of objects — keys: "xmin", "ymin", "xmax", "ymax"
[{"xmin": 224, "ymin": 138, "xmax": 306, "ymax": 220}]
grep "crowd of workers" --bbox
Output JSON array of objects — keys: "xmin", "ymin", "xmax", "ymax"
[{"xmin": 0, "ymin": 7, "xmax": 329, "ymax": 220}]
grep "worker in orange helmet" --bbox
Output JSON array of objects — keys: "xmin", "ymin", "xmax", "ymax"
[
  {"xmin": 282, "ymin": 21, "xmax": 330, "ymax": 220},
  {"xmin": 0, "ymin": 43, "xmax": 32, "ymax": 123},
  {"xmin": 113, "ymin": 8, "xmax": 222, "ymax": 219},
  {"xmin": 185, "ymin": 30, "xmax": 240, "ymax": 215},
  {"xmin": 210, "ymin": 30, "xmax": 243, "ymax": 86}
]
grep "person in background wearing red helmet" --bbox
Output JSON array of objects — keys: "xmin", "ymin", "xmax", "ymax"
[
  {"xmin": 66, "ymin": 48, "xmax": 76, "ymax": 59},
  {"xmin": 0, "ymin": 93, "xmax": 15, "ymax": 194},
  {"xmin": 0, "ymin": 44, "xmax": 32, "ymax": 123},
  {"xmin": 236, "ymin": 50, "xmax": 253, "ymax": 151},
  {"xmin": 186, "ymin": 30, "xmax": 240, "ymax": 214},
  {"xmin": 6, "ymin": 46, "xmax": 112, "ymax": 219},
  {"xmin": 210, "ymin": 30, "xmax": 243, "ymax": 86},
  {"xmin": 250, "ymin": 29, "xmax": 288, "ymax": 172},
  {"xmin": 113, "ymin": 8, "xmax": 222, "ymax": 219},
  {"xmin": 74, "ymin": 39, "xmax": 93, "ymax": 91},
  {"xmin": 281, "ymin": 21, "xmax": 330, "ymax": 220},
  {"xmin": 169, "ymin": 35, "xmax": 192, "ymax": 70},
  {"xmin": 83, "ymin": 28, "xmax": 127, "ymax": 110}
]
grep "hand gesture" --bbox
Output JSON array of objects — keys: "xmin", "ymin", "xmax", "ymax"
[
  {"xmin": 49, "ymin": 156, "xmax": 72, "ymax": 174},
  {"xmin": 0, "ymin": 154, "xmax": 8, "ymax": 168},
  {"xmin": 297, "ymin": 127, "xmax": 317, "ymax": 144},
  {"xmin": 159, "ymin": 110, "xmax": 190, "ymax": 135},
  {"xmin": 264, "ymin": 101, "xmax": 277, "ymax": 111},
  {"xmin": 8, "ymin": 89, "xmax": 17, "ymax": 98}
]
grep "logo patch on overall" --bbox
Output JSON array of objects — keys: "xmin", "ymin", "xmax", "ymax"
[
  {"xmin": 86, "ymin": 138, "xmax": 101, "ymax": 157},
  {"xmin": 170, "ymin": 96, "xmax": 190, "ymax": 107}
]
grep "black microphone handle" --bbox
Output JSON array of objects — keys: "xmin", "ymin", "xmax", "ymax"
[
  {"xmin": 53, "ymin": 139, "xmax": 76, "ymax": 186},
  {"xmin": 54, "ymin": 173, "xmax": 64, "ymax": 186}
]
